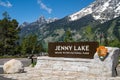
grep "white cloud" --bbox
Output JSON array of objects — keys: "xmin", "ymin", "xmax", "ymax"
[
  {"xmin": 37, "ymin": 0, "xmax": 52, "ymax": 14},
  {"xmin": 0, "ymin": 0, "xmax": 12, "ymax": 8}
]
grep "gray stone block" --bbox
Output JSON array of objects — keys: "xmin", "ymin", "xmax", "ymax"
[{"xmin": 94, "ymin": 47, "xmax": 120, "ymax": 77}]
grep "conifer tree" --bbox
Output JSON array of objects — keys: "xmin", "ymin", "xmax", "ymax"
[{"xmin": 0, "ymin": 12, "xmax": 20, "ymax": 55}]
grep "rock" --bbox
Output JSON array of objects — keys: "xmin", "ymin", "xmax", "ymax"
[
  {"xmin": 3, "ymin": 59, "xmax": 24, "ymax": 74},
  {"xmin": 35, "ymin": 47, "xmax": 120, "ymax": 77},
  {"xmin": 94, "ymin": 47, "xmax": 120, "ymax": 77}
]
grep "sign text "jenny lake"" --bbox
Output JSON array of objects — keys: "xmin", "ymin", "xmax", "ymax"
[{"xmin": 55, "ymin": 45, "xmax": 89, "ymax": 51}]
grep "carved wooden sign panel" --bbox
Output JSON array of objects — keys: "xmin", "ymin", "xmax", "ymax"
[{"xmin": 48, "ymin": 42, "xmax": 99, "ymax": 59}]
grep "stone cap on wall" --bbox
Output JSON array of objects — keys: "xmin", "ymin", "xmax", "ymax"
[{"xmin": 37, "ymin": 56, "xmax": 92, "ymax": 63}]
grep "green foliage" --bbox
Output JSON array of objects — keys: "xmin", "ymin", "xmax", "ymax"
[
  {"xmin": 83, "ymin": 25, "xmax": 94, "ymax": 41},
  {"xmin": 2, "ymin": 11, "xmax": 11, "ymax": 20},
  {"xmin": 64, "ymin": 28, "xmax": 74, "ymax": 42},
  {"xmin": 0, "ymin": 12, "xmax": 20, "ymax": 56},
  {"xmin": 21, "ymin": 37, "xmax": 28, "ymax": 55},
  {"xmin": 108, "ymin": 39, "xmax": 120, "ymax": 48},
  {"xmin": 31, "ymin": 62, "xmax": 36, "ymax": 67},
  {"xmin": 21, "ymin": 34, "xmax": 44, "ymax": 55}
]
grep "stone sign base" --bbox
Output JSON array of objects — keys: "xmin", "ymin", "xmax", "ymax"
[
  {"xmin": 35, "ymin": 47, "xmax": 120, "ymax": 77},
  {"xmin": 35, "ymin": 57, "xmax": 110, "ymax": 77}
]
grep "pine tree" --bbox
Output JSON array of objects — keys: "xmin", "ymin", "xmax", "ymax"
[
  {"xmin": 21, "ymin": 34, "xmax": 43, "ymax": 55},
  {"xmin": 0, "ymin": 12, "xmax": 20, "ymax": 55},
  {"xmin": 21, "ymin": 37, "xmax": 28, "ymax": 55}
]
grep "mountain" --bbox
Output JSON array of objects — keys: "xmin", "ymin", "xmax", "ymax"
[
  {"xmin": 47, "ymin": 18, "xmax": 58, "ymax": 23},
  {"xmin": 69, "ymin": 0, "xmax": 120, "ymax": 23},
  {"xmin": 19, "ymin": 0, "xmax": 120, "ymax": 49},
  {"xmin": 19, "ymin": 16, "xmax": 58, "ymax": 37},
  {"xmin": 19, "ymin": 22, "xmax": 29, "ymax": 28}
]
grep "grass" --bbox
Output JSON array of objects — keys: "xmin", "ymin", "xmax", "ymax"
[{"xmin": 32, "ymin": 62, "xmax": 37, "ymax": 67}]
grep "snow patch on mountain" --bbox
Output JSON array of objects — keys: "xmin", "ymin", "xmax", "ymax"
[
  {"xmin": 69, "ymin": 6, "xmax": 93, "ymax": 21},
  {"xmin": 114, "ymin": 2, "xmax": 120, "ymax": 18},
  {"xmin": 47, "ymin": 18, "xmax": 58, "ymax": 23},
  {"xmin": 69, "ymin": 0, "xmax": 120, "ymax": 23}
]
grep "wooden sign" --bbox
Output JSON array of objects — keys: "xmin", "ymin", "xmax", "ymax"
[{"xmin": 48, "ymin": 42, "xmax": 99, "ymax": 59}]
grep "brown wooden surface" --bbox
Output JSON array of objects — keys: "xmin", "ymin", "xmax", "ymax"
[{"xmin": 48, "ymin": 42, "xmax": 99, "ymax": 59}]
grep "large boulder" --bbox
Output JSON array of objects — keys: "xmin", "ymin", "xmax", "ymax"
[
  {"xmin": 94, "ymin": 47, "xmax": 120, "ymax": 77},
  {"xmin": 3, "ymin": 59, "xmax": 24, "ymax": 74}
]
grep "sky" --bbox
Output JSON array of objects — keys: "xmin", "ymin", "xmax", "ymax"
[{"xmin": 0, "ymin": 0, "xmax": 95, "ymax": 24}]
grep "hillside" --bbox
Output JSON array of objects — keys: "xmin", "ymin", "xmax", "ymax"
[{"xmin": 19, "ymin": 0, "xmax": 120, "ymax": 49}]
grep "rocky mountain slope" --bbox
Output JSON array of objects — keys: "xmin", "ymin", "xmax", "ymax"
[
  {"xmin": 69, "ymin": 0, "xmax": 120, "ymax": 23},
  {"xmin": 19, "ymin": 0, "xmax": 120, "ymax": 49}
]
